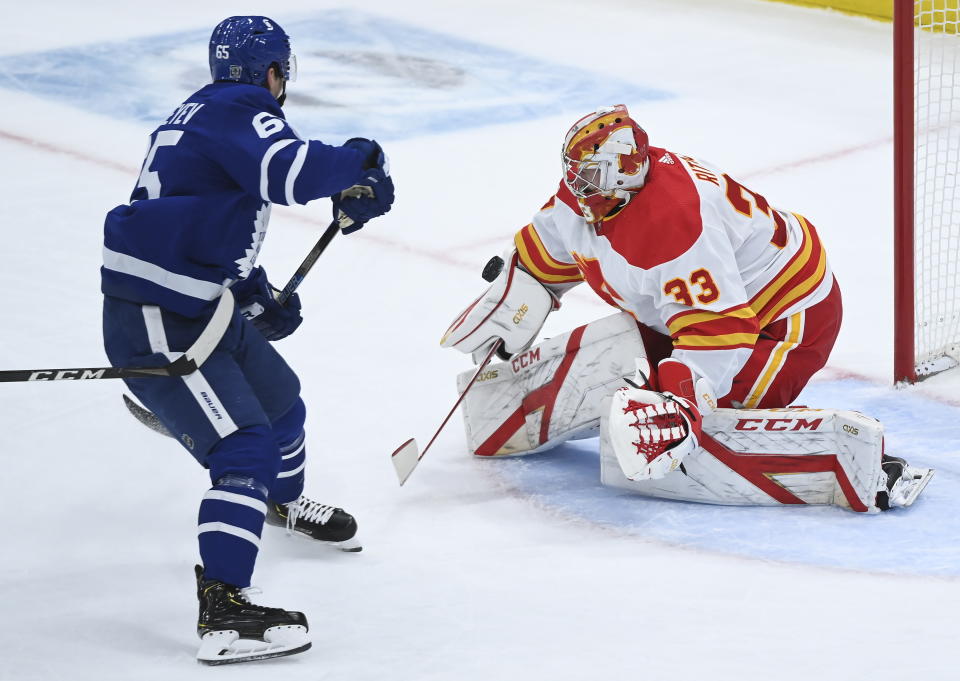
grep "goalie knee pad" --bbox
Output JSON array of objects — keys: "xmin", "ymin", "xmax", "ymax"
[{"xmin": 457, "ymin": 312, "xmax": 646, "ymax": 456}]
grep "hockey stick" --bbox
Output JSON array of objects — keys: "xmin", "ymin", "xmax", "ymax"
[
  {"xmin": 0, "ymin": 289, "xmax": 234, "ymax": 383},
  {"xmin": 122, "ymin": 210, "xmax": 355, "ymax": 436},
  {"xmin": 277, "ymin": 211, "xmax": 350, "ymax": 304},
  {"xmin": 391, "ymin": 340, "xmax": 503, "ymax": 486},
  {"xmin": 123, "ymin": 393, "xmax": 174, "ymax": 437}
]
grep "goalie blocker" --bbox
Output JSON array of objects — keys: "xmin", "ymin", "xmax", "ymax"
[{"xmin": 456, "ymin": 312, "xmax": 933, "ymax": 513}]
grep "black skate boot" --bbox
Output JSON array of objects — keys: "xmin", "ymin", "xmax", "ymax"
[
  {"xmin": 195, "ymin": 565, "xmax": 311, "ymax": 665},
  {"xmin": 265, "ymin": 496, "xmax": 362, "ymax": 552},
  {"xmin": 875, "ymin": 454, "xmax": 934, "ymax": 511}
]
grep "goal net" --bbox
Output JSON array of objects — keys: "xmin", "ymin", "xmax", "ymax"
[{"xmin": 895, "ymin": 0, "xmax": 960, "ymax": 382}]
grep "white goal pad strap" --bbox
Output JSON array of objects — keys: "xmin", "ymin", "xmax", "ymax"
[
  {"xmin": 600, "ymin": 401, "xmax": 887, "ymax": 513},
  {"xmin": 457, "ymin": 312, "xmax": 645, "ymax": 457}
]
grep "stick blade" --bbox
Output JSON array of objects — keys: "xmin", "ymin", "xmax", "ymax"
[
  {"xmin": 391, "ymin": 438, "xmax": 420, "ymax": 486},
  {"xmin": 181, "ymin": 288, "xmax": 234, "ymax": 372},
  {"xmin": 123, "ymin": 394, "xmax": 174, "ymax": 438}
]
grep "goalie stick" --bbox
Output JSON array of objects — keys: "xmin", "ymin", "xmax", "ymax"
[
  {"xmin": 0, "ymin": 288, "xmax": 234, "ymax": 383},
  {"xmin": 391, "ymin": 340, "xmax": 503, "ymax": 485}
]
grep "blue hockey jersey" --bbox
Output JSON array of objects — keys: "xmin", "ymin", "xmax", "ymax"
[{"xmin": 102, "ymin": 81, "xmax": 369, "ymax": 317}]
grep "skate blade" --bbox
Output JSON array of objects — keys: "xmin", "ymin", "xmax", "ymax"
[
  {"xmin": 892, "ymin": 467, "xmax": 935, "ymax": 508},
  {"xmin": 290, "ymin": 528, "xmax": 363, "ymax": 552},
  {"xmin": 197, "ymin": 625, "xmax": 310, "ymax": 665},
  {"xmin": 329, "ymin": 535, "xmax": 363, "ymax": 552}
]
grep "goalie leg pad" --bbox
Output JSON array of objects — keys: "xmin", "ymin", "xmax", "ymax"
[
  {"xmin": 458, "ymin": 312, "xmax": 646, "ymax": 456},
  {"xmin": 601, "ymin": 404, "xmax": 904, "ymax": 512}
]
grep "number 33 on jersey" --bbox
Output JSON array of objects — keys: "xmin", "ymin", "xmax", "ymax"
[{"xmin": 513, "ymin": 148, "xmax": 834, "ymax": 402}]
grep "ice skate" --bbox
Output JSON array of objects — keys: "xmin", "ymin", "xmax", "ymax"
[
  {"xmin": 195, "ymin": 565, "xmax": 311, "ymax": 665},
  {"xmin": 265, "ymin": 496, "xmax": 362, "ymax": 552},
  {"xmin": 876, "ymin": 455, "xmax": 934, "ymax": 510}
]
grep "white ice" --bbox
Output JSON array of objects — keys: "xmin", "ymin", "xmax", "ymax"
[{"xmin": 1, "ymin": 1, "xmax": 959, "ymax": 680}]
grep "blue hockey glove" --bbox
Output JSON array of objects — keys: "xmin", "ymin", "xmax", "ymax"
[
  {"xmin": 235, "ymin": 267, "xmax": 303, "ymax": 341},
  {"xmin": 333, "ymin": 169, "xmax": 395, "ymax": 235},
  {"xmin": 343, "ymin": 137, "xmax": 386, "ymax": 171}
]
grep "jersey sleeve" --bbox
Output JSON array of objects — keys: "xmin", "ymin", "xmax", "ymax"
[
  {"xmin": 205, "ymin": 88, "xmax": 369, "ymax": 206},
  {"xmin": 651, "ymin": 227, "xmax": 761, "ymax": 399},
  {"xmin": 514, "ymin": 194, "xmax": 584, "ymax": 297}
]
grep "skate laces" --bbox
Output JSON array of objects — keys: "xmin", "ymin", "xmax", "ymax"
[
  {"xmin": 285, "ymin": 496, "xmax": 336, "ymax": 533},
  {"xmin": 238, "ymin": 586, "xmax": 262, "ymax": 604}
]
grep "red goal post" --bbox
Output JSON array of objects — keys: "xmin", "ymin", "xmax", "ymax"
[{"xmin": 894, "ymin": 0, "xmax": 960, "ymax": 384}]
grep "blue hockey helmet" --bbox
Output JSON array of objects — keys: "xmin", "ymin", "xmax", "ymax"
[{"xmin": 209, "ymin": 16, "xmax": 297, "ymax": 85}]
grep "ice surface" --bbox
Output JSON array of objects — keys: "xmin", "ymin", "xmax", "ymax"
[
  {"xmin": 495, "ymin": 378, "xmax": 958, "ymax": 577},
  {"xmin": 1, "ymin": 1, "xmax": 959, "ymax": 680}
]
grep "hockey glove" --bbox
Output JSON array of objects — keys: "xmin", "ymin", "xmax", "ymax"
[
  {"xmin": 343, "ymin": 137, "xmax": 387, "ymax": 171},
  {"xmin": 332, "ymin": 169, "xmax": 395, "ymax": 234},
  {"xmin": 333, "ymin": 138, "xmax": 394, "ymax": 234},
  {"xmin": 607, "ymin": 359, "xmax": 704, "ymax": 481},
  {"xmin": 235, "ymin": 267, "xmax": 303, "ymax": 341}
]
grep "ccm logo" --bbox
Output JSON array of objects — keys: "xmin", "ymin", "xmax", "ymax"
[
  {"xmin": 29, "ymin": 369, "xmax": 106, "ymax": 381},
  {"xmin": 512, "ymin": 348, "xmax": 541, "ymax": 373},
  {"xmin": 513, "ymin": 304, "xmax": 529, "ymax": 324},
  {"xmin": 735, "ymin": 418, "xmax": 823, "ymax": 431}
]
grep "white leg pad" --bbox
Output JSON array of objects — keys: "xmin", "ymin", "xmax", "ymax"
[
  {"xmin": 601, "ymin": 401, "xmax": 889, "ymax": 512},
  {"xmin": 457, "ymin": 312, "xmax": 645, "ymax": 457}
]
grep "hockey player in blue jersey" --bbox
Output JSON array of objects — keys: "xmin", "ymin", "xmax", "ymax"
[{"xmin": 100, "ymin": 16, "xmax": 394, "ymax": 664}]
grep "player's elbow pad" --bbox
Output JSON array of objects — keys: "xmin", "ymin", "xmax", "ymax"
[{"xmin": 440, "ymin": 250, "xmax": 556, "ymax": 359}]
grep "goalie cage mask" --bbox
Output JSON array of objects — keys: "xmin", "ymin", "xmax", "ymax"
[{"xmin": 561, "ymin": 104, "xmax": 650, "ymax": 224}]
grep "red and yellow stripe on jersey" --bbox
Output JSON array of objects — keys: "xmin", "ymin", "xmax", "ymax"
[
  {"xmin": 665, "ymin": 214, "xmax": 826, "ymax": 351},
  {"xmin": 514, "ymin": 223, "xmax": 583, "ymax": 284},
  {"xmin": 667, "ymin": 304, "xmax": 760, "ymax": 351},
  {"xmin": 750, "ymin": 213, "xmax": 827, "ymax": 328}
]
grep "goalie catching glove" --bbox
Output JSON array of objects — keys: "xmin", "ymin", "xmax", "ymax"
[
  {"xmin": 441, "ymin": 250, "xmax": 557, "ymax": 362},
  {"xmin": 608, "ymin": 358, "xmax": 708, "ymax": 481}
]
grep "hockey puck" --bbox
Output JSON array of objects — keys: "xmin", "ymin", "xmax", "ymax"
[{"xmin": 481, "ymin": 255, "xmax": 504, "ymax": 282}]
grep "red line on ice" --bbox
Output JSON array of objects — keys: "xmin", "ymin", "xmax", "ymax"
[
  {"xmin": 0, "ymin": 129, "xmax": 473, "ymax": 269},
  {"xmin": 12, "ymin": 126, "xmax": 954, "ymax": 400},
  {"xmin": 0, "ymin": 129, "xmax": 135, "ymax": 174}
]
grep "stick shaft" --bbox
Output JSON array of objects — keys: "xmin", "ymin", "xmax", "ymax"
[
  {"xmin": 0, "ymin": 366, "xmax": 170, "ymax": 382},
  {"xmin": 417, "ymin": 341, "xmax": 502, "ymax": 462},
  {"xmin": 0, "ymin": 288, "xmax": 235, "ymax": 383},
  {"xmin": 277, "ymin": 219, "xmax": 341, "ymax": 304}
]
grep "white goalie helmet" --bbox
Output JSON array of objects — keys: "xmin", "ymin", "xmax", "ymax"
[{"xmin": 561, "ymin": 104, "xmax": 650, "ymax": 223}]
